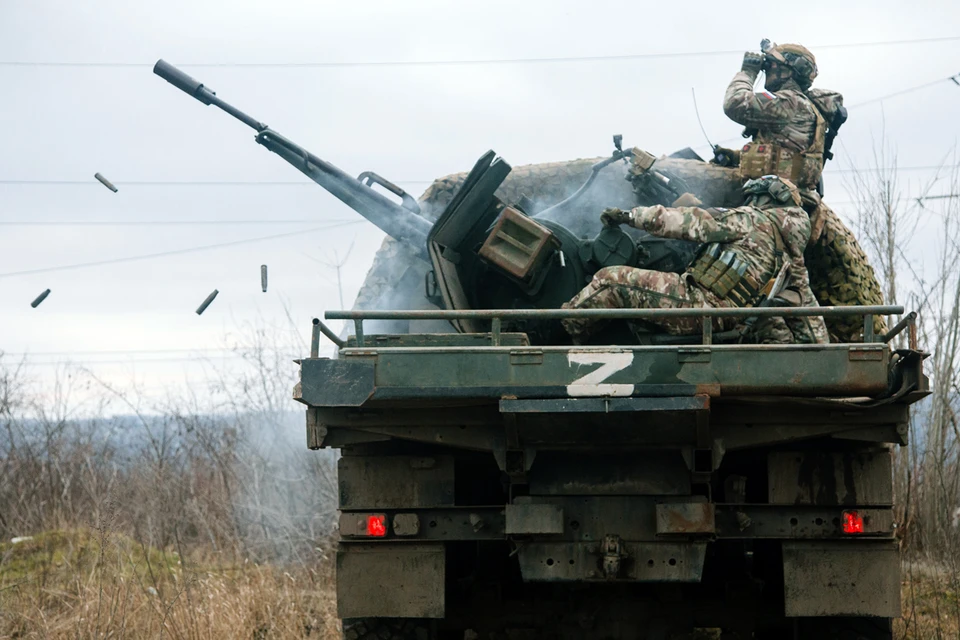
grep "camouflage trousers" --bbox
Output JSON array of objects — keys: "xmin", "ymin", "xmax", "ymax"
[
  {"xmin": 560, "ymin": 266, "xmax": 736, "ymax": 340},
  {"xmin": 561, "ymin": 265, "xmax": 817, "ymax": 344}
]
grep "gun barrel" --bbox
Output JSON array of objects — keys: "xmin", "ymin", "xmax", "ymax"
[
  {"xmin": 154, "ymin": 59, "xmax": 267, "ymax": 131},
  {"xmin": 153, "ymin": 59, "xmax": 213, "ymax": 104},
  {"xmin": 257, "ymin": 130, "xmax": 431, "ymax": 257},
  {"xmin": 153, "ymin": 58, "xmax": 431, "ymax": 259}
]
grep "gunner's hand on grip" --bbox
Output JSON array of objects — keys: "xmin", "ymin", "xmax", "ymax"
[
  {"xmin": 741, "ymin": 51, "xmax": 765, "ymax": 73},
  {"xmin": 600, "ymin": 208, "xmax": 631, "ymax": 228}
]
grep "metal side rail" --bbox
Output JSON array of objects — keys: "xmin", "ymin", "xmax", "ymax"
[
  {"xmin": 323, "ymin": 305, "xmax": 909, "ymax": 348},
  {"xmin": 294, "ymin": 306, "xmax": 927, "ymax": 408}
]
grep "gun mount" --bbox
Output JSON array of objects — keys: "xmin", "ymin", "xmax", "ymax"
[{"xmin": 154, "ymin": 59, "xmax": 698, "ymax": 340}]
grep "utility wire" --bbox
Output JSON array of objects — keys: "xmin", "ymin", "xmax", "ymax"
[
  {"xmin": 21, "ymin": 354, "xmax": 304, "ymax": 367},
  {"xmin": 826, "ymin": 164, "xmax": 960, "ymax": 174},
  {"xmin": 2, "ymin": 73, "xmax": 955, "ymax": 190},
  {"xmin": 699, "ymin": 71, "xmax": 960, "ymax": 152},
  {"xmin": 0, "ymin": 179, "xmax": 432, "ymax": 186},
  {"xmin": 3, "ymin": 164, "xmax": 956, "ymax": 190},
  {"xmin": 848, "ymin": 73, "xmax": 960, "ymax": 108},
  {"xmin": 0, "ymin": 180, "xmax": 368, "ymax": 186},
  {"xmin": 5, "ymin": 347, "xmax": 302, "ymax": 357},
  {"xmin": 0, "ymin": 219, "xmax": 345, "ymax": 226},
  {"xmin": 1, "ymin": 35, "xmax": 958, "ymax": 68},
  {"xmin": 0, "ymin": 194, "xmax": 952, "ymax": 227},
  {"xmin": 0, "ymin": 220, "xmax": 361, "ymax": 279}
]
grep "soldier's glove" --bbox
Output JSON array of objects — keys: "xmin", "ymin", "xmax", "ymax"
[
  {"xmin": 600, "ymin": 207, "xmax": 631, "ymax": 227},
  {"xmin": 741, "ymin": 51, "xmax": 765, "ymax": 73}
]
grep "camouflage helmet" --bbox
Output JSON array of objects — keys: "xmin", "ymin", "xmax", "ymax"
[
  {"xmin": 764, "ymin": 42, "xmax": 818, "ymax": 89},
  {"xmin": 742, "ymin": 175, "xmax": 802, "ymax": 207}
]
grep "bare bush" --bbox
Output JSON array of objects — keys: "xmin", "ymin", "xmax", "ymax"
[{"xmin": 0, "ymin": 320, "xmax": 339, "ymax": 638}]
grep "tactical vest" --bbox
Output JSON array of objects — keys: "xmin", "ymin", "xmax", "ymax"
[
  {"xmin": 686, "ymin": 210, "xmax": 785, "ymax": 307},
  {"xmin": 739, "ymin": 100, "xmax": 826, "ymax": 191}
]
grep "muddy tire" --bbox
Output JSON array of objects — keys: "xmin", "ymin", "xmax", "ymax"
[{"xmin": 342, "ymin": 618, "xmax": 431, "ymax": 640}]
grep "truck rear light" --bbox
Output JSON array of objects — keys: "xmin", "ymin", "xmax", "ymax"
[
  {"xmin": 842, "ymin": 510, "xmax": 864, "ymax": 534},
  {"xmin": 339, "ymin": 513, "xmax": 389, "ymax": 537},
  {"xmin": 366, "ymin": 514, "xmax": 387, "ymax": 537}
]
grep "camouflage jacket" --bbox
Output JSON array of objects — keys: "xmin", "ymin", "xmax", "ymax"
[
  {"xmin": 626, "ymin": 202, "xmax": 829, "ymax": 343},
  {"xmin": 628, "ymin": 203, "xmax": 784, "ymax": 288},
  {"xmin": 723, "ymin": 70, "xmax": 821, "ymax": 154}
]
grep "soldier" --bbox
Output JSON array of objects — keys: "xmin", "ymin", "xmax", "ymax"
[
  {"xmin": 721, "ymin": 41, "xmax": 886, "ymax": 342},
  {"xmin": 723, "ymin": 41, "xmax": 836, "ymax": 194},
  {"xmin": 561, "ymin": 176, "xmax": 827, "ymax": 344}
]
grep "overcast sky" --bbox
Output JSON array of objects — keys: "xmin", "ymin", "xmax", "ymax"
[{"xmin": 2, "ymin": 0, "xmax": 958, "ymax": 406}]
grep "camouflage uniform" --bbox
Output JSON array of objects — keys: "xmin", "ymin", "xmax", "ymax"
[
  {"xmin": 723, "ymin": 50, "xmax": 887, "ymax": 342},
  {"xmin": 726, "ymin": 70, "xmax": 816, "ymax": 146},
  {"xmin": 561, "ymin": 201, "xmax": 828, "ymax": 344}
]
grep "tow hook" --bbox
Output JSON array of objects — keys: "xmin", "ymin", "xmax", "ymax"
[{"xmin": 602, "ymin": 534, "xmax": 626, "ymax": 579}]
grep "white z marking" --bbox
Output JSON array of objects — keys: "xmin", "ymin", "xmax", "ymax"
[{"xmin": 566, "ymin": 351, "xmax": 635, "ymax": 397}]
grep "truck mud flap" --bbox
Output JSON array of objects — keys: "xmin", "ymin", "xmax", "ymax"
[
  {"xmin": 782, "ymin": 541, "xmax": 900, "ymax": 617},
  {"xmin": 337, "ymin": 543, "xmax": 444, "ymax": 619}
]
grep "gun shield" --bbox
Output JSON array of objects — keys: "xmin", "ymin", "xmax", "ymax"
[{"xmin": 195, "ymin": 289, "xmax": 219, "ymax": 315}]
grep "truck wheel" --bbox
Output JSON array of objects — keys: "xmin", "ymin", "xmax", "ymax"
[
  {"xmin": 797, "ymin": 617, "xmax": 893, "ymax": 640},
  {"xmin": 342, "ymin": 618, "xmax": 431, "ymax": 640}
]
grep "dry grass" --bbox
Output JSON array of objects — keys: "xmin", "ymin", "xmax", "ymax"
[
  {"xmin": 11, "ymin": 529, "xmax": 960, "ymax": 639},
  {"xmin": 0, "ymin": 529, "xmax": 339, "ymax": 640},
  {"xmin": 897, "ymin": 561, "xmax": 960, "ymax": 640}
]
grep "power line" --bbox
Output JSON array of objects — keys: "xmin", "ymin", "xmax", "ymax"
[
  {"xmin": 698, "ymin": 71, "xmax": 960, "ymax": 152},
  {"xmin": 0, "ymin": 180, "xmax": 368, "ymax": 186},
  {"xmin": 0, "ymin": 220, "xmax": 361, "ymax": 279},
  {"xmin": 825, "ymin": 164, "xmax": 960, "ymax": 174},
  {"xmin": 848, "ymin": 73, "xmax": 960, "ymax": 108},
  {"xmin": 2, "ymin": 72, "xmax": 955, "ymax": 191},
  {"xmin": 2, "ymin": 36, "xmax": 958, "ymax": 68},
  {"xmin": 20, "ymin": 354, "xmax": 304, "ymax": 367},
  {"xmin": 4, "ymin": 164, "xmax": 956, "ymax": 191},
  {"xmin": 5, "ymin": 347, "xmax": 302, "ymax": 357},
  {"xmin": 0, "ymin": 179, "xmax": 433, "ymax": 186},
  {"xmin": 0, "ymin": 219, "xmax": 343, "ymax": 227},
  {"xmin": 0, "ymin": 193, "xmax": 952, "ymax": 228}
]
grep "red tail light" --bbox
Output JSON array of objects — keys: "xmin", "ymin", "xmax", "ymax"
[
  {"xmin": 842, "ymin": 510, "xmax": 864, "ymax": 534},
  {"xmin": 366, "ymin": 514, "xmax": 387, "ymax": 537}
]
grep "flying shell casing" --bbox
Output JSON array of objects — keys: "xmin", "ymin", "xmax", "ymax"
[
  {"xmin": 261, "ymin": 265, "xmax": 268, "ymax": 292},
  {"xmin": 195, "ymin": 289, "xmax": 219, "ymax": 315},
  {"xmin": 30, "ymin": 289, "xmax": 51, "ymax": 308},
  {"xmin": 94, "ymin": 173, "xmax": 118, "ymax": 193}
]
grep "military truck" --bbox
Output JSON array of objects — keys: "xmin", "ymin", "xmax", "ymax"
[{"xmin": 154, "ymin": 61, "xmax": 928, "ymax": 639}]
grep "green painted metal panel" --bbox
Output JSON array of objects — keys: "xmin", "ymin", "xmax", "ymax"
[{"xmin": 337, "ymin": 344, "xmax": 888, "ymax": 399}]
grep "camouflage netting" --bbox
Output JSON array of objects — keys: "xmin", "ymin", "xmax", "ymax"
[
  {"xmin": 806, "ymin": 205, "xmax": 887, "ymax": 342},
  {"xmin": 352, "ymin": 155, "xmax": 886, "ymax": 342}
]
